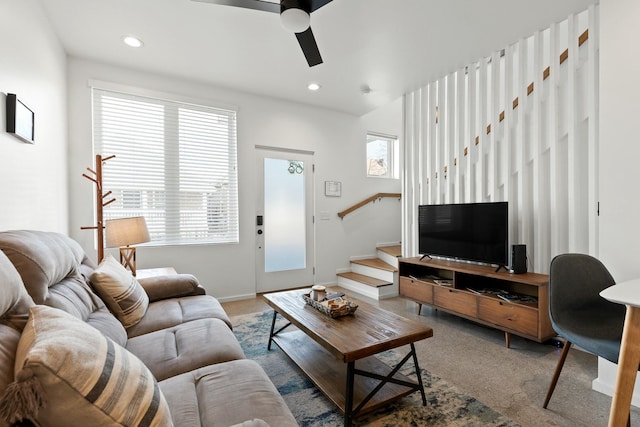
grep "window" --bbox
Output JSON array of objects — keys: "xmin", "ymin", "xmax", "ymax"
[
  {"xmin": 92, "ymin": 88, "xmax": 239, "ymax": 245},
  {"xmin": 366, "ymin": 132, "xmax": 399, "ymax": 178}
]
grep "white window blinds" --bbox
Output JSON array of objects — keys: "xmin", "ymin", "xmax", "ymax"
[{"xmin": 92, "ymin": 88, "xmax": 239, "ymax": 245}]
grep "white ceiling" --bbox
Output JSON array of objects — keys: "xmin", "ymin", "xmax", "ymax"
[{"xmin": 38, "ymin": 0, "xmax": 596, "ymax": 116}]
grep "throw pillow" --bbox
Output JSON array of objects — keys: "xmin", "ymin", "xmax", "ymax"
[
  {"xmin": 90, "ymin": 254, "xmax": 149, "ymax": 328},
  {"xmin": 0, "ymin": 305, "xmax": 173, "ymax": 427}
]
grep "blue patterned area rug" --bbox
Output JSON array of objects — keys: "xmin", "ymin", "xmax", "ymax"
[{"xmin": 232, "ymin": 310, "xmax": 521, "ymax": 427}]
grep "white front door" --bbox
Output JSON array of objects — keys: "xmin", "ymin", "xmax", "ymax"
[{"xmin": 255, "ymin": 147, "xmax": 314, "ymax": 293}]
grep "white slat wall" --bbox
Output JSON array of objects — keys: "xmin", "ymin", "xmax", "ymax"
[
  {"xmin": 531, "ymin": 29, "xmax": 544, "ymax": 272},
  {"xmin": 465, "ymin": 62, "xmax": 477, "ymax": 204},
  {"xmin": 402, "ymin": 91, "xmax": 419, "ymax": 257},
  {"xmin": 515, "ymin": 37, "xmax": 529, "ymax": 258},
  {"xmin": 402, "ymin": 7, "xmax": 597, "ymax": 273},
  {"xmin": 427, "ymin": 85, "xmax": 436, "ymax": 204},
  {"xmin": 549, "ymin": 22, "xmax": 561, "ymax": 259},
  {"xmin": 587, "ymin": 5, "xmax": 599, "ymax": 256},
  {"xmin": 454, "ymin": 68, "xmax": 465, "ymax": 204}
]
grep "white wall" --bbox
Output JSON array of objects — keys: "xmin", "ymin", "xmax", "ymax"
[
  {"xmin": 593, "ymin": 0, "xmax": 640, "ymax": 405},
  {"xmin": 0, "ymin": 0, "xmax": 68, "ymax": 232},
  {"xmin": 67, "ymin": 58, "xmax": 401, "ymax": 300},
  {"xmin": 599, "ymin": 0, "xmax": 640, "ymax": 281}
]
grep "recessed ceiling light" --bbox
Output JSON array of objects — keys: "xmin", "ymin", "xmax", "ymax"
[
  {"xmin": 122, "ymin": 36, "xmax": 144, "ymax": 48},
  {"xmin": 308, "ymin": 83, "xmax": 321, "ymax": 91}
]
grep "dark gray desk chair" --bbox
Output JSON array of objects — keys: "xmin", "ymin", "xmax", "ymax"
[{"xmin": 543, "ymin": 253, "xmax": 626, "ymax": 409}]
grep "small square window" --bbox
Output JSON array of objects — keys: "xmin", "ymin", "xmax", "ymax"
[{"xmin": 366, "ymin": 133, "xmax": 399, "ymax": 179}]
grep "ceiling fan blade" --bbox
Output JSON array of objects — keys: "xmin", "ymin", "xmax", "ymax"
[
  {"xmin": 309, "ymin": 0, "xmax": 333, "ymax": 13},
  {"xmin": 191, "ymin": 0, "xmax": 279, "ymax": 14},
  {"xmin": 295, "ymin": 27, "xmax": 323, "ymax": 67}
]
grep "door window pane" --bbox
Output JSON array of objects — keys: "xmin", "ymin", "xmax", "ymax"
[{"xmin": 264, "ymin": 158, "xmax": 306, "ymax": 272}]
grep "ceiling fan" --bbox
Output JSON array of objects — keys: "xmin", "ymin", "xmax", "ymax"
[{"xmin": 191, "ymin": 0, "xmax": 333, "ymax": 67}]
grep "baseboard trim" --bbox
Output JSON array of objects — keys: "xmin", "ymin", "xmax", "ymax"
[
  {"xmin": 217, "ymin": 293, "xmax": 257, "ymax": 303},
  {"xmin": 315, "ymin": 280, "xmax": 338, "ymax": 288}
]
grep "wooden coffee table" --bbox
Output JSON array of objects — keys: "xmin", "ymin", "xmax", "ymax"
[{"xmin": 263, "ymin": 289, "xmax": 433, "ymax": 427}]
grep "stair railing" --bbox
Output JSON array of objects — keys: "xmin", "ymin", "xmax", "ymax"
[{"xmin": 337, "ymin": 193, "xmax": 401, "ymax": 219}]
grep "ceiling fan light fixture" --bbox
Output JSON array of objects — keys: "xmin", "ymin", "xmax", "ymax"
[{"xmin": 280, "ymin": 8, "xmax": 310, "ymax": 33}]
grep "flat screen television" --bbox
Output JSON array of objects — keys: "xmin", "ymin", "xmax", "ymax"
[{"xmin": 418, "ymin": 202, "xmax": 508, "ymax": 267}]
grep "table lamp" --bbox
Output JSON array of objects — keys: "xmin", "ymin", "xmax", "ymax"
[{"xmin": 105, "ymin": 216, "xmax": 150, "ymax": 276}]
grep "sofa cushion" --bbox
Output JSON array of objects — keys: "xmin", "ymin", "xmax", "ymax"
[
  {"xmin": 126, "ymin": 318, "xmax": 245, "ymax": 381},
  {"xmin": 0, "ymin": 250, "xmax": 35, "ymax": 426},
  {"xmin": 0, "ymin": 306, "xmax": 172, "ymax": 427},
  {"xmin": 0, "ymin": 230, "xmax": 127, "ymax": 346},
  {"xmin": 90, "ymin": 254, "xmax": 149, "ymax": 328},
  {"xmin": 230, "ymin": 420, "xmax": 271, "ymax": 427},
  {"xmin": 126, "ymin": 295, "xmax": 232, "ymax": 338},
  {"xmin": 0, "ymin": 231, "xmax": 85, "ymax": 303},
  {"xmin": 0, "ymin": 250, "xmax": 34, "ymax": 333},
  {"xmin": 159, "ymin": 359, "xmax": 298, "ymax": 427},
  {"xmin": 0, "ymin": 325, "xmax": 20, "ymax": 427}
]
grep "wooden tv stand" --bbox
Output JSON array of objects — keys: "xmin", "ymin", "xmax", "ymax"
[{"xmin": 399, "ymin": 257, "xmax": 555, "ymax": 347}]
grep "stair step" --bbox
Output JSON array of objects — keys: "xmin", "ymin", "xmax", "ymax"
[
  {"xmin": 377, "ymin": 245, "xmax": 402, "ymax": 258},
  {"xmin": 337, "ymin": 272, "xmax": 392, "ymax": 288},
  {"xmin": 351, "ymin": 258, "xmax": 397, "ymax": 272}
]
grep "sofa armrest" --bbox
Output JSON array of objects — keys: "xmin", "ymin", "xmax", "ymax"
[{"xmin": 137, "ymin": 274, "xmax": 206, "ymax": 302}]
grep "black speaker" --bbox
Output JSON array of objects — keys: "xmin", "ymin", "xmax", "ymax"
[{"xmin": 511, "ymin": 244, "xmax": 527, "ymax": 274}]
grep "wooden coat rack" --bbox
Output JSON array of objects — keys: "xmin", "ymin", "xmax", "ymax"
[{"xmin": 81, "ymin": 154, "xmax": 116, "ymax": 262}]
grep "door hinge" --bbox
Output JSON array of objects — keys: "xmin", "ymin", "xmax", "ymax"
[
  {"xmin": 312, "ymin": 164, "xmax": 315, "ymax": 173},
  {"xmin": 597, "ymin": 201, "xmax": 600, "ymax": 216},
  {"xmin": 313, "ymin": 215, "xmax": 315, "ymax": 224},
  {"xmin": 313, "ymin": 267, "xmax": 315, "ymax": 275}
]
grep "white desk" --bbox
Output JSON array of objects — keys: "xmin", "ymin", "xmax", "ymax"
[{"xmin": 600, "ymin": 278, "xmax": 640, "ymax": 427}]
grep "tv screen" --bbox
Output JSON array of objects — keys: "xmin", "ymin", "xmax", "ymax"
[{"xmin": 418, "ymin": 202, "xmax": 508, "ymax": 266}]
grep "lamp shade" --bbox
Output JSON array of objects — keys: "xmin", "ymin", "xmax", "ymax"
[{"xmin": 105, "ymin": 217, "xmax": 150, "ymax": 248}]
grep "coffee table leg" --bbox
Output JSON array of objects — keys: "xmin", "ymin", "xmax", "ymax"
[
  {"xmin": 410, "ymin": 343, "xmax": 427, "ymax": 406},
  {"xmin": 267, "ymin": 310, "xmax": 293, "ymax": 351},
  {"xmin": 344, "ymin": 361, "xmax": 355, "ymax": 427},
  {"xmin": 267, "ymin": 310, "xmax": 278, "ymax": 351}
]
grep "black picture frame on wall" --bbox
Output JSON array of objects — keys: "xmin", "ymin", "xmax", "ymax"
[{"xmin": 6, "ymin": 93, "xmax": 34, "ymax": 144}]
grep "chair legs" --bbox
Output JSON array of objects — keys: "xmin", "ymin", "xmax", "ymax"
[
  {"xmin": 543, "ymin": 340, "xmax": 629, "ymax": 424},
  {"xmin": 543, "ymin": 340, "xmax": 572, "ymax": 409}
]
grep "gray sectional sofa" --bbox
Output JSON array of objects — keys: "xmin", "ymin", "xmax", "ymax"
[{"xmin": 0, "ymin": 230, "xmax": 297, "ymax": 427}]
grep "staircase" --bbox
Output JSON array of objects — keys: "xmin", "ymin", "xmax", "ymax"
[{"xmin": 336, "ymin": 245, "xmax": 401, "ymax": 300}]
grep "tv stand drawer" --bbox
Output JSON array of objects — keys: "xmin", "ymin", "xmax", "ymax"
[
  {"xmin": 478, "ymin": 298, "xmax": 538, "ymax": 336},
  {"xmin": 399, "ymin": 277, "xmax": 433, "ymax": 304},
  {"xmin": 398, "ymin": 256, "xmax": 554, "ymax": 345},
  {"xmin": 434, "ymin": 287, "xmax": 477, "ymax": 317}
]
